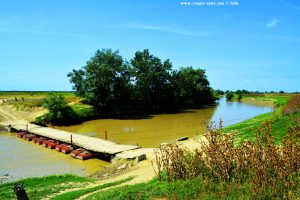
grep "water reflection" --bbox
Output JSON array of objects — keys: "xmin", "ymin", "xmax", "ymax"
[
  {"xmin": 211, "ymin": 98, "xmax": 273, "ymax": 127},
  {"xmin": 58, "ymin": 98, "xmax": 272, "ymax": 147}
]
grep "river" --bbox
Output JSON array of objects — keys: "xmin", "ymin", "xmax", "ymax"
[
  {"xmin": 0, "ymin": 98, "xmax": 272, "ymax": 182},
  {"xmin": 58, "ymin": 98, "xmax": 273, "ymax": 147}
]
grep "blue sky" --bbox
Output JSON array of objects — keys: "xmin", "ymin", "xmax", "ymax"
[{"xmin": 0, "ymin": 0, "xmax": 299, "ymax": 92}]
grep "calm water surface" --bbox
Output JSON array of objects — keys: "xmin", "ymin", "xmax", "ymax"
[
  {"xmin": 0, "ymin": 133, "xmax": 108, "ymax": 182},
  {"xmin": 0, "ymin": 98, "xmax": 272, "ymax": 182},
  {"xmin": 58, "ymin": 98, "xmax": 273, "ymax": 147}
]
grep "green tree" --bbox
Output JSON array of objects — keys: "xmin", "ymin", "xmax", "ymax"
[
  {"xmin": 68, "ymin": 49, "xmax": 132, "ymax": 112},
  {"xmin": 42, "ymin": 93, "xmax": 75, "ymax": 124},
  {"xmin": 215, "ymin": 89, "xmax": 225, "ymax": 95},
  {"xmin": 68, "ymin": 48, "xmax": 217, "ymax": 114},
  {"xmin": 67, "ymin": 69, "xmax": 85, "ymax": 96},
  {"xmin": 172, "ymin": 67, "xmax": 216, "ymax": 106},
  {"xmin": 236, "ymin": 90, "xmax": 243, "ymax": 101},
  {"xmin": 131, "ymin": 49, "xmax": 173, "ymax": 110},
  {"xmin": 226, "ymin": 92, "xmax": 234, "ymax": 101},
  {"xmin": 237, "ymin": 93, "xmax": 243, "ymax": 101}
]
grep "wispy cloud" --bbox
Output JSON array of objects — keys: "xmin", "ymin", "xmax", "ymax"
[
  {"xmin": 0, "ymin": 28, "xmax": 88, "ymax": 37},
  {"xmin": 266, "ymin": 18, "xmax": 280, "ymax": 28},
  {"xmin": 118, "ymin": 22, "xmax": 213, "ymax": 37}
]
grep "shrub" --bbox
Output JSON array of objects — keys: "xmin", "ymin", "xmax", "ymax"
[
  {"xmin": 40, "ymin": 93, "xmax": 77, "ymax": 125},
  {"xmin": 237, "ymin": 93, "xmax": 243, "ymax": 101},
  {"xmin": 153, "ymin": 121, "xmax": 300, "ymax": 199},
  {"xmin": 226, "ymin": 92, "xmax": 234, "ymax": 100},
  {"xmin": 282, "ymin": 94, "xmax": 300, "ymax": 115}
]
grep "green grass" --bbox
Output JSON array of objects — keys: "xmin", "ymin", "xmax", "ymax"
[
  {"xmin": 0, "ymin": 91, "xmax": 80, "ymax": 112},
  {"xmin": 224, "ymin": 94, "xmax": 296, "ymax": 143},
  {"xmin": 52, "ymin": 177, "xmax": 133, "ymax": 200},
  {"xmin": 0, "ymin": 91, "xmax": 76, "ymax": 99},
  {"xmin": 84, "ymin": 178, "xmax": 252, "ymax": 200},
  {"xmin": 241, "ymin": 94, "xmax": 290, "ymax": 106},
  {"xmin": 223, "ymin": 111, "xmax": 299, "ymax": 148},
  {"xmin": 71, "ymin": 104, "xmax": 97, "ymax": 119},
  {"xmin": 0, "ymin": 174, "xmax": 93, "ymax": 200}
]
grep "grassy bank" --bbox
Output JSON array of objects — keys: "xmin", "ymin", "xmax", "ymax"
[
  {"xmin": 224, "ymin": 94, "xmax": 295, "ymax": 143},
  {"xmin": 84, "ymin": 178, "xmax": 253, "ymax": 200},
  {"xmin": 0, "ymin": 174, "xmax": 93, "ymax": 200},
  {"xmin": 52, "ymin": 177, "xmax": 133, "ymax": 200},
  {"xmin": 0, "ymin": 175, "xmax": 132, "ymax": 200}
]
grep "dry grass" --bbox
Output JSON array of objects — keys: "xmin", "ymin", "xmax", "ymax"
[
  {"xmin": 153, "ymin": 121, "xmax": 300, "ymax": 199},
  {"xmin": 282, "ymin": 94, "xmax": 300, "ymax": 115}
]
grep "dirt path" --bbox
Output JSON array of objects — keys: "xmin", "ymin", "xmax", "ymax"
[
  {"xmin": 44, "ymin": 152, "xmax": 157, "ymax": 200},
  {"xmin": 44, "ymin": 136, "xmax": 206, "ymax": 200},
  {"xmin": 0, "ymin": 105, "xmax": 21, "ymax": 122},
  {"xmin": 0, "ymin": 103, "xmax": 46, "ymax": 126}
]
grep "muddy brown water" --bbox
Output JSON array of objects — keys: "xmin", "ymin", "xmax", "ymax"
[
  {"xmin": 0, "ymin": 133, "xmax": 108, "ymax": 183},
  {"xmin": 58, "ymin": 98, "xmax": 273, "ymax": 147},
  {"xmin": 0, "ymin": 98, "xmax": 272, "ymax": 182}
]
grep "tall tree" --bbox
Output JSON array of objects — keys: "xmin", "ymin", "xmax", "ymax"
[
  {"xmin": 68, "ymin": 48, "xmax": 217, "ymax": 114},
  {"xmin": 172, "ymin": 67, "xmax": 216, "ymax": 106},
  {"xmin": 68, "ymin": 49, "xmax": 132, "ymax": 112},
  {"xmin": 131, "ymin": 49, "xmax": 173, "ymax": 110}
]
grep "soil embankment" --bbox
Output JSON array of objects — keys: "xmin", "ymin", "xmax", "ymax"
[{"xmin": 0, "ymin": 102, "xmax": 46, "ymax": 126}]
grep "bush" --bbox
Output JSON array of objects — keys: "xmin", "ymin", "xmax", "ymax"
[
  {"xmin": 226, "ymin": 92, "xmax": 234, "ymax": 100},
  {"xmin": 40, "ymin": 93, "xmax": 77, "ymax": 125},
  {"xmin": 153, "ymin": 121, "xmax": 300, "ymax": 199},
  {"xmin": 282, "ymin": 94, "xmax": 300, "ymax": 115},
  {"xmin": 237, "ymin": 93, "xmax": 243, "ymax": 101}
]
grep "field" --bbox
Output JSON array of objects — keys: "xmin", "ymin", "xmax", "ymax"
[
  {"xmin": 0, "ymin": 91, "xmax": 78, "ymax": 110},
  {"xmin": 0, "ymin": 91, "xmax": 95, "ymax": 124}
]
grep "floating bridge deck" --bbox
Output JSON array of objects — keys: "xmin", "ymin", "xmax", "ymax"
[{"xmin": 9, "ymin": 123, "xmax": 140, "ymax": 157}]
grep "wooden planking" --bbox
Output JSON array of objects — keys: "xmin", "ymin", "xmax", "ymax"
[{"xmin": 10, "ymin": 123, "xmax": 140, "ymax": 155}]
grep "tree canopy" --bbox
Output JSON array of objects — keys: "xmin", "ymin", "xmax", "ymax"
[
  {"xmin": 41, "ymin": 92, "xmax": 76, "ymax": 124},
  {"xmin": 68, "ymin": 49, "xmax": 217, "ymax": 114}
]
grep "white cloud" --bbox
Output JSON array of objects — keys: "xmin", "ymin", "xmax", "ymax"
[
  {"xmin": 266, "ymin": 18, "xmax": 280, "ymax": 28},
  {"xmin": 119, "ymin": 22, "xmax": 213, "ymax": 37}
]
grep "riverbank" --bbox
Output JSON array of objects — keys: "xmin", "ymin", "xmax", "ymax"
[
  {"xmin": 80, "ymin": 94, "xmax": 298, "ymax": 200},
  {"xmin": 1, "ymin": 94, "xmax": 298, "ymax": 199}
]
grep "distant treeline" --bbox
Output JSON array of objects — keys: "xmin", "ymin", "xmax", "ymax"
[
  {"xmin": 0, "ymin": 91, "xmax": 74, "ymax": 93},
  {"xmin": 68, "ymin": 49, "xmax": 218, "ymax": 114},
  {"xmin": 215, "ymin": 89, "xmax": 299, "ymax": 96}
]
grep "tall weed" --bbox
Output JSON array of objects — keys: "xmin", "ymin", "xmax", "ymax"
[
  {"xmin": 282, "ymin": 94, "xmax": 300, "ymax": 115},
  {"xmin": 154, "ymin": 121, "xmax": 300, "ymax": 199}
]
